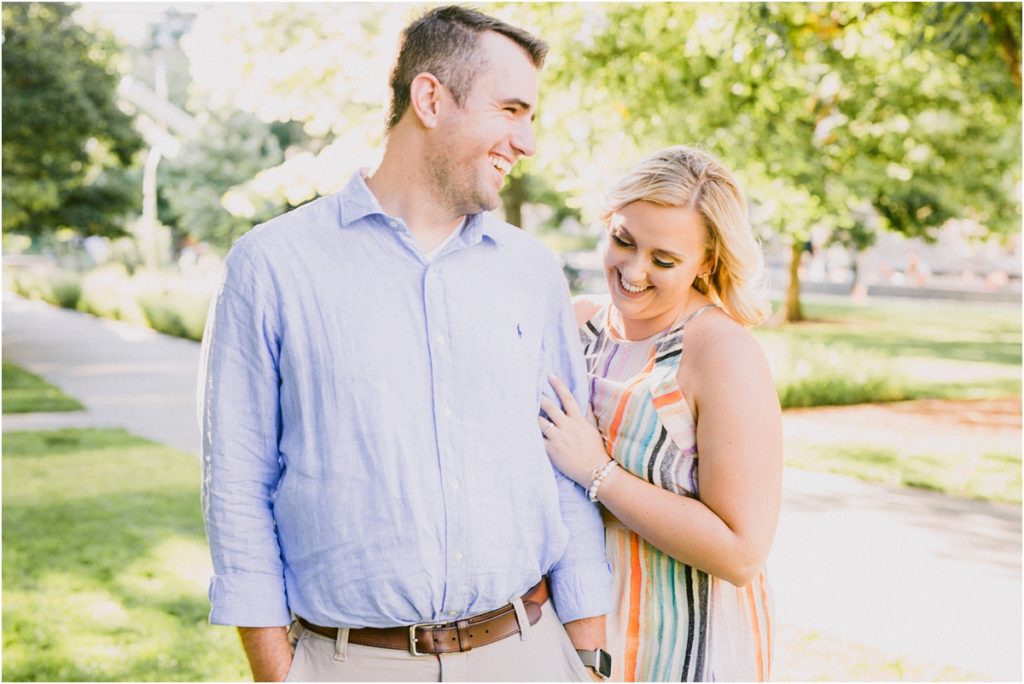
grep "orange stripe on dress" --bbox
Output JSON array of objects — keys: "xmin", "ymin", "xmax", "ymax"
[
  {"xmin": 760, "ymin": 575, "xmax": 773, "ymax": 672},
  {"xmin": 651, "ymin": 390, "xmax": 683, "ymax": 409},
  {"xmin": 606, "ymin": 373, "xmax": 650, "ymax": 446},
  {"xmin": 623, "ymin": 532, "xmax": 643, "ymax": 681},
  {"xmin": 746, "ymin": 583, "xmax": 764, "ymax": 681}
]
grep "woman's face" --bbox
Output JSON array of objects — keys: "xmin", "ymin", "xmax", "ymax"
[{"xmin": 602, "ymin": 200, "xmax": 710, "ymax": 340}]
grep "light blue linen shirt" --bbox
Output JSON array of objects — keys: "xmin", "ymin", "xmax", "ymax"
[{"xmin": 199, "ymin": 171, "xmax": 611, "ymax": 628}]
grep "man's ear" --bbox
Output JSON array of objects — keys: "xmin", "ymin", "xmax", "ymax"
[{"xmin": 409, "ymin": 72, "xmax": 445, "ymax": 128}]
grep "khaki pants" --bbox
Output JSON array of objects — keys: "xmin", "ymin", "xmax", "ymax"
[{"xmin": 284, "ymin": 600, "xmax": 591, "ymax": 682}]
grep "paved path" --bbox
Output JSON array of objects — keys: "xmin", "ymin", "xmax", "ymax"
[
  {"xmin": 3, "ymin": 292, "xmax": 201, "ymax": 453},
  {"xmin": 3, "ymin": 292, "xmax": 1021, "ymax": 680}
]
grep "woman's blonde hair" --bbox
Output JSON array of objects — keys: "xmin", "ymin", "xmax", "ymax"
[{"xmin": 601, "ymin": 145, "xmax": 770, "ymax": 326}]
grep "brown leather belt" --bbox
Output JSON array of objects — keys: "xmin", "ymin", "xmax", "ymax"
[{"xmin": 297, "ymin": 578, "xmax": 548, "ymax": 656}]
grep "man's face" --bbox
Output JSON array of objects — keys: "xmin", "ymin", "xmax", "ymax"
[{"xmin": 428, "ymin": 31, "xmax": 539, "ymax": 217}]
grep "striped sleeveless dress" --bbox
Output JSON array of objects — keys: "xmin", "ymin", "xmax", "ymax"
[{"xmin": 581, "ymin": 304, "xmax": 773, "ymax": 682}]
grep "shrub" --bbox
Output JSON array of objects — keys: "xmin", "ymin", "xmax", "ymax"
[
  {"xmin": 11, "ymin": 270, "xmax": 81, "ymax": 310},
  {"xmin": 78, "ymin": 263, "xmax": 147, "ymax": 325},
  {"xmin": 135, "ymin": 295, "xmax": 209, "ymax": 341},
  {"xmin": 10, "ymin": 263, "xmax": 220, "ymax": 342},
  {"xmin": 760, "ymin": 335, "xmax": 910, "ymax": 408},
  {"xmin": 47, "ymin": 273, "xmax": 82, "ymax": 310},
  {"xmin": 11, "ymin": 271, "xmax": 44, "ymax": 300},
  {"xmin": 133, "ymin": 271, "xmax": 212, "ymax": 341}
]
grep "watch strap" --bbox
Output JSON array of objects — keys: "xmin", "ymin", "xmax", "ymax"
[{"xmin": 576, "ymin": 648, "xmax": 612, "ymax": 678}]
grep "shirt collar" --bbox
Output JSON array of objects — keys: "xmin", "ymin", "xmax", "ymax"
[
  {"xmin": 337, "ymin": 170, "xmax": 388, "ymax": 227},
  {"xmin": 338, "ymin": 170, "xmax": 505, "ymax": 248},
  {"xmin": 462, "ymin": 212, "xmax": 505, "ymax": 248}
]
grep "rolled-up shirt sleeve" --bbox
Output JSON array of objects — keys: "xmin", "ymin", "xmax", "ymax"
[
  {"xmin": 542, "ymin": 266, "xmax": 613, "ymax": 623},
  {"xmin": 198, "ymin": 237, "xmax": 290, "ymax": 627}
]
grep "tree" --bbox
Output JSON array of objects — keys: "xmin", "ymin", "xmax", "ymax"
[
  {"xmin": 178, "ymin": 3, "xmax": 583, "ymax": 233},
  {"xmin": 515, "ymin": 2, "xmax": 1021, "ymax": 321},
  {"xmin": 158, "ymin": 1, "xmax": 1019, "ymax": 320},
  {"xmin": 2, "ymin": 2, "xmax": 143, "ymax": 237},
  {"xmin": 159, "ymin": 110, "xmax": 284, "ymax": 248},
  {"xmin": 178, "ymin": 3, "xmax": 417, "ymax": 215}
]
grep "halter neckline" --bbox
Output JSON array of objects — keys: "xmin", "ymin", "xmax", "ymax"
[{"xmin": 603, "ymin": 302, "xmax": 718, "ymax": 343}]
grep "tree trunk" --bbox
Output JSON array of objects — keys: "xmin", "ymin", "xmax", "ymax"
[
  {"xmin": 849, "ymin": 247, "xmax": 868, "ymax": 303},
  {"xmin": 847, "ymin": 246, "xmax": 860, "ymax": 289},
  {"xmin": 785, "ymin": 240, "xmax": 804, "ymax": 322},
  {"xmin": 139, "ymin": 145, "xmax": 164, "ymax": 270},
  {"xmin": 501, "ymin": 174, "xmax": 526, "ymax": 229},
  {"xmin": 981, "ymin": 6, "xmax": 1022, "ymax": 90}
]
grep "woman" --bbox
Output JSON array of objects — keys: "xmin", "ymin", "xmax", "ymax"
[{"xmin": 540, "ymin": 146, "xmax": 782, "ymax": 682}]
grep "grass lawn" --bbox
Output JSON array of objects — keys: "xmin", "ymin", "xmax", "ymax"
[
  {"xmin": 756, "ymin": 297, "xmax": 1021, "ymax": 408},
  {"xmin": 760, "ymin": 297, "xmax": 1021, "ymax": 502},
  {"xmin": 788, "ymin": 441, "xmax": 1021, "ymax": 504},
  {"xmin": 2, "ymin": 429, "xmax": 249, "ymax": 682},
  {"xmin": 783, "ymin": 398, "xmax": 1022, "ymax": 503},
  {"xmin": 2, "ymin": 362, "xmax": 84, "ymax": 413},
  {"xmin": 773, "ymin": 623, "xmax": 988, "ymax": 681}
]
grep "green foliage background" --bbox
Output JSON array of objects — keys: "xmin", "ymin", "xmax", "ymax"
[
  {"xmin": 2, "ymin": 3, "xmax": 143, "ymax": 237},
  {"xmin": 158, "ymin": 110, "xmax": 284, "ymax": 247},
  {"xmin": 1, "ymin": 2, "xmax": 1020, "ymax": 322}
]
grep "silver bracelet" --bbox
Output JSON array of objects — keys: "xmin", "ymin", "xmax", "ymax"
[{"xmin": 587, "ymin": 460, "xmax": 619, "ymax": 502}]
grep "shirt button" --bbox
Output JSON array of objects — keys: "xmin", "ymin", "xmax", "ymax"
[
  {"xmin": 447, "ymin": 610, "xmax": 458, "ymax": 617},
  {"xmin": 450, "ymin": 479, "xmax": 460, "ymax": 491},
  {"xmin": 435, "ymin": 333, "xmax": 446, "ymax": 345},
  {"xmin": 388, "ymin": 219, "xmax": 398, "ymax": 229},
  {"xmin": 443, "ymin": 406, "xmax": 453, "ymax": 417},
  {"xmin": 454, "ymin": 551, "xmax": 464, "ymax": 563}
]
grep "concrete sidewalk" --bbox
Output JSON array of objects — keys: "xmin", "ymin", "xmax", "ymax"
[
  {"xmin": 3, "ymin": 292, "xmax": 1021, "ymax": 680},
  {"xmin": 3, "ymin": 292, "xmax": 201, "ymax": 453}
]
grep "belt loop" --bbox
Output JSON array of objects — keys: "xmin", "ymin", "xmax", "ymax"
[
  {"xmin": 334, "ymin": 627, "xmax": 350, "ymax": 662},
  {"xmin": 511, "ymin": 596, "xmax": 531, "ymax": 642},
  {"xmin": 456, "ymin": 619, "xmax": 472, "ymax": 651}
]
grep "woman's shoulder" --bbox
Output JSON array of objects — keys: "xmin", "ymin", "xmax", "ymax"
[
  {"xmin": 680, "ymin": 308, "xmax": 779, "ymax": 422},
  {"xmin": 683, "ymin": 308, "xmax": 766, "ymax": 374},
  {"xmin": 572, "ymin": 293, "xmax": 609, "ymax": 328}
]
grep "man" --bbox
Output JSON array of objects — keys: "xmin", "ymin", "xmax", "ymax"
[{"xmin": 199, "ymin": 5, "xmax": 611, "ymax": 682}]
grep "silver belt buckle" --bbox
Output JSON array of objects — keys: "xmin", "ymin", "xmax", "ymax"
[{"xmin": 408, "ymin": 622, "xmax": 443, "ymax": 656}]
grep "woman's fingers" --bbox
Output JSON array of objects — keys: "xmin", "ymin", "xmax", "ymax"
[
  {"xmin": 540, "ymin": 377, "xmax": 583, "ymax": 439},
  {"xmin": 539, "ymin": 396, "xmax": 564, "ymax": 425},
  {"xmin": 538, "ymin": 416, "xmax": 554, "ymax": 437},
  {"xmin": 547, "ymin": 374, "xmax": 580, "ymax": 417}
]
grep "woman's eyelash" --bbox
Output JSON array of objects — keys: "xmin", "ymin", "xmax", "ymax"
[{"xmin": 613, "ymin": 233, "xmax": 675, "ymax": 267}]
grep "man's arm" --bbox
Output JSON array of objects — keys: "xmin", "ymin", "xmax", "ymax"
[
  {"xmin": 565, "ymin": 618, "xmax": 608, "ymax": 681},
  {"xmin": 199, "ymin": 237, "xmax": 291, "ymax": 631},
  {"xmin": 563, "ymin": 616, "xmax": 606, "ymax": 649},
  {"xmin": 540, "ymin": 259, "xmax": 612, "ymax": 643},
  {"xmin": 238, "ymin": 627, "xmax": 292, "ymax": 682}
]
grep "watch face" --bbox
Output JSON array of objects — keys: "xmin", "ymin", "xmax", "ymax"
[{"xmin": 578, "ymin": 648, "xmax": 613, "ymax": 678}]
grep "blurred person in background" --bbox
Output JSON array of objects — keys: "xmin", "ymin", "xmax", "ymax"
[
  {"xmin": 199, "ymin": 6, "xmax": 611, "ymax": 681},
  {"xmin": 540, "ymin": 145, "xmax": 782, "ymax": 681}
]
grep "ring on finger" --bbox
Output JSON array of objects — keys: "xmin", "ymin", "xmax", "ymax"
[{"xmin": 542, "ymin": 420, "xmax": 554, "ymax": 436}]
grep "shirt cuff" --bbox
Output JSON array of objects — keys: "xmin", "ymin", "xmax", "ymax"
[
  {"xmin": 548, "ymin": 560, "xmax": 612, "ymax": 623},
  {"xmin": 208, "ymin": 572, "xmax": 291, "ymax": 627}
]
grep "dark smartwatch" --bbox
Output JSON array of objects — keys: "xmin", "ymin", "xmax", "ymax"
[{"xmin": 576, "ymin": 648, "xmax": 612, "ymax": 679}]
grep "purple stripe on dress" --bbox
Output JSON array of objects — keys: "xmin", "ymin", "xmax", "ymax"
[{"xmin": 596, "ymin": 341, "xmax": 620, "ymax": 400}]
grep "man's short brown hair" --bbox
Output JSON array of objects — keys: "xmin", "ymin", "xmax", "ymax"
[{"xmin": 386, "ymin": 5, "xmax": 547, "ymax": 129}]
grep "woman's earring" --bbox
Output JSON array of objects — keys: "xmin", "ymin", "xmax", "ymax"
[{"xmin": 698, "ymin": 272, "xmax": 710, "ymax": 284}]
